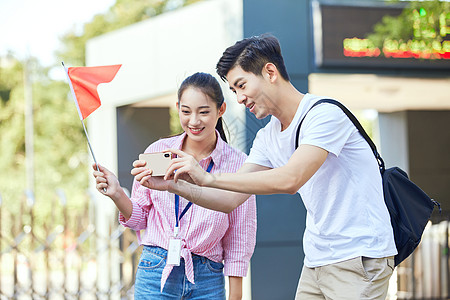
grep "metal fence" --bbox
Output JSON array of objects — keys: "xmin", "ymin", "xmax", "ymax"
[
  {"xmin": 0, "ymin": 190, "xmax": 141, "ymax": 300},
  {"xmin": 1, "ymin": 190, "xmax": 449, "ymax": 299},
  {"xmin": 396, "ymin": 220, "xmax": 450, "ymax": 300}
]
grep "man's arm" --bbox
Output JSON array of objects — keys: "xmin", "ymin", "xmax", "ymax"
[
  {"xmin": 131, "ymin": 160, "xmax": 267, "ymax": 213},
  {"xmin": 133, "ymin": 144, "xmax": 327, "ymax": 212},
  {"xmin": 168, "ymin": 144, "xmax": 328, "ymax": 195}
]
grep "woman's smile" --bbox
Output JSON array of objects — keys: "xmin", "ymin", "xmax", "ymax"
[{"xmin": 189, "ymin": 127, "xmax": 205, "ymax": 135}]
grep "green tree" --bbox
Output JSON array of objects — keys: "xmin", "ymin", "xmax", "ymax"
[
  {"xmin": 0, "ymin": 58, "xmax": 88, "ymax": 217},
  {"xmin": 57, "ymin": 0, "xmax": 202, "ymax": 66},
  {"xmin": 0, "ymin": 59, "xmax": 26, "ymax": 207},
  {"xmin": 1, "ymin": 0, "xmax": 203, "ymax": 217},
  {"xmin": 367, "ymin": 0, "xmax": 450, "ymax": 54}
]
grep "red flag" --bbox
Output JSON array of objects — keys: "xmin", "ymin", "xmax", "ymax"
[{"xmin": 68, "ymin": 64, "xmax": 121, "ymax": 119}]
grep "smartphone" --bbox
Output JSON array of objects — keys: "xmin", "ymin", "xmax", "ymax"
[{"xmin": 138, "ymin": 152, "xmax": 172, "ymax": 176}]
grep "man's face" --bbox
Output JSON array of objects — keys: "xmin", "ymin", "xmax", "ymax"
[{"xmin": 226, "ymin": 66, "xmax": 275, "ymax": 120}]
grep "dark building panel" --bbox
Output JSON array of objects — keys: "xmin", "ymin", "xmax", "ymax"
[
  {"xmin": 407, "ymin": 110, "xmax": 450, "ymax": 222},
  {"xmin": 117, "ymin": 106, "xmax": 171, "ymax": 192},
  {"xmin": 243, "ymin": 0, "xmax": 311, "ymax": 298}
]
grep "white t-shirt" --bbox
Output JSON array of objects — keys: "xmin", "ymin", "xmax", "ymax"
[{"xmin": 246, "ymin": 93, "xmax": 397, "ymax": 267}]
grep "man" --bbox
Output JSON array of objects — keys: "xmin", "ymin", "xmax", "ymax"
[{"xmin": 132, "ymin": 34, "xmax": 397, "ymax": 299}]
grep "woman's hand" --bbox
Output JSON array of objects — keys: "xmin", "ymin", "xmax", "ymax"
[
  {"xmin": 92, "ymin": 164, "xmax": 121, "ymax": 199},
  {"xmin": 164, "ymin": 149, "xmax": 214, "ymax": 186},
  {"xmin": 131, "ymin": 160, "xmax": 171, "ymax": 191},
  {"xmin": 92, "ymin": 164, "xmax": 133, "ymax": 219}
]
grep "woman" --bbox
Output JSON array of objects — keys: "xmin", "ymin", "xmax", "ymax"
[{"xmin": 93, "ymin": 72, "xmax": 257, "ymax": 299}]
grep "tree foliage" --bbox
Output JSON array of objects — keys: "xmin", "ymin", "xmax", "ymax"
[
  {"xmin": 0, "ymin": 58, "xmax": 88, "ymax": 215},
  {"xmin": 1, "ymin": 0, "xmax": 202, "ymax": 215},
  {"xmin": 57, "ymin": 0, "xmax": 202, "ymax": 66},
  {"xmin": 367, "ymin": 0, "xmax": 450, "ymax": 52}
]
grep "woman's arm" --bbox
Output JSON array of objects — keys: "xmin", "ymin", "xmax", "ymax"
[
  {"xmin": 92, "ymin": 164, "xmax": 133, "ymax": 219},
  {"xmin": 228, "ymin": 276, "xmax": 243, "ymax": 300},
  {"xmin": 94, "ymin": 164, "xmax": 152, "ymax": 231},
  {"xmin": 131, "ymin": 160, "xmax": 267, "ymax": 213},
  {"xmin": 221, "ymin": 193, "xmax": 256, "ymax": 297}
]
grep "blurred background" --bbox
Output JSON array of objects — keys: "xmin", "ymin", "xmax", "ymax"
[{"xmin": 0, "ymin": 0, "xmax": 449, "ymax": 299}]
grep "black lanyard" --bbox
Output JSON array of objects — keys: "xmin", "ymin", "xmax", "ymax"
[{"xmin": 174, "ymin": 159, "xmax": 214, "ymax": 231}]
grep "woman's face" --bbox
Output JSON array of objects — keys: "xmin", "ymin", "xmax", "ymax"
[{"xmin": 177, "ymin": 87, "xmax": 225, "ymax": 145}]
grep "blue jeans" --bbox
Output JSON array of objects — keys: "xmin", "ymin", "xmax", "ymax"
[{"xmin": 134, "ymin": 245, "xmax": 226, "ymax": 299}]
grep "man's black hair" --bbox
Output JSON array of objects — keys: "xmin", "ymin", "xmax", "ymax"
[{"xmin": 216, "ymin": 34, "xmax": 290, "ymax": 82}]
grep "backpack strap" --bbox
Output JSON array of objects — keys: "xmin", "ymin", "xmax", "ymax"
[{"xmin": 295, "ymin": 98, "xmax": 385, "ymax": 173}]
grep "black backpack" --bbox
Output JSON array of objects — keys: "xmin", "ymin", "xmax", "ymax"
[{"xmin": 295, "ymin": 98, "xmax": 440, "ymax": 267}]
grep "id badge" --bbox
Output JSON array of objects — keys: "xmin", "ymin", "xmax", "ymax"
[{"xmin": 167, "ymin": 238, "xmax": 181, "ymax": 266}]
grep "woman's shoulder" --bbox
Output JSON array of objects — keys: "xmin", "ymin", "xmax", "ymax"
[
  {"xmin": 219, "ymin": 142, "xmax": 248, "ymax": 166},
  {"xmin": 225, "ymin": 143, "xmax": 247, "ymax": 157}
]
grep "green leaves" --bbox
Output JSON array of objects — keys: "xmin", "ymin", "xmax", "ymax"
[
  {"xmin": 0, "ymin": 60, "xmax": 88, "ymax": 213},
  {"xmin": 1, "ymin": 0, "xmax": 203, "ymax": 215},
  {"xmin": 367, "ymin": 0, "xmax": 450, "ymax": 52},
  {"xmin": 56, "ymin": 0, "xmax": 203, "ymax": 66}
]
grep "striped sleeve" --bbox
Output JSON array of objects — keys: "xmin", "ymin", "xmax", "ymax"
[
  {"xmin": 118, "ymin": 141, "xmax": 165, "ymax": 230},
  {"xmin": 222, "ymin": 193, "xmax": 257, "ymax": 277},
  {"xmin": 220, "ymin": 149, "xmax": 257, "ymax": 277},
  {"xmin": 118, "ymin": 179, "xmax": 152, "ymax": 231}
]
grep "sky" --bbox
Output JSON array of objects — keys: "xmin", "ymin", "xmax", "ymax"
[{"xmin": 0, "ymin": 0, "xmax": 116, "ymax": 67}]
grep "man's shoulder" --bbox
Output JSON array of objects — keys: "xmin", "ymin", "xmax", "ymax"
[{"xmin": 302, "ymin": 96, "xmax": 347, "ymax": 124}]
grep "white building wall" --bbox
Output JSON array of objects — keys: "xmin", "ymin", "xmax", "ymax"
[
  {"xmin": 86, "ymin": 0, "xmax": 245, "ymax": 176},
  {"xmin": 86, "ymin": 0, "xmax": 243, "ymax": 107},
  {"xmin": 85, "ymin": 0, "xmax": 249, "ymax": 298}
]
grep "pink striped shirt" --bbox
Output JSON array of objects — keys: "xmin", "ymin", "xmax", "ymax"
[{"xmin": 119, "ymin": 132, "xmax": 257, "ymax": 290}]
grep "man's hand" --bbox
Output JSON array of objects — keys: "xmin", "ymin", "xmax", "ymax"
[
  {"xmin": 131, "ymin": 160, "xmax": 172, "ymax": 191},
  {"xmin": 164, "ymin": 149, "xmax": 214, "ymax": 186}
]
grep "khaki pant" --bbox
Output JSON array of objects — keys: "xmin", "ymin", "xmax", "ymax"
[{"xmin": 295, "ymin": 256, "xmax": 395, "ymax": 300}]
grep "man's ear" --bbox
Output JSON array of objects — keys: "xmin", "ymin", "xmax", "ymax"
[{"xmin": 263, "ymin": 63, "xmax": 278, "ymax": 83}]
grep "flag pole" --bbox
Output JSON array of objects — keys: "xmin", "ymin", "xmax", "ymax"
[{"xmin": 62, "ymin": 62, "xmax": 106, "ymax": 192}]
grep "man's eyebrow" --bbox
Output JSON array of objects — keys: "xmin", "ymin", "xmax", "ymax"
[{"xmin": 232, "ymin": 77, "xmax": 244, "ymax": 87}]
